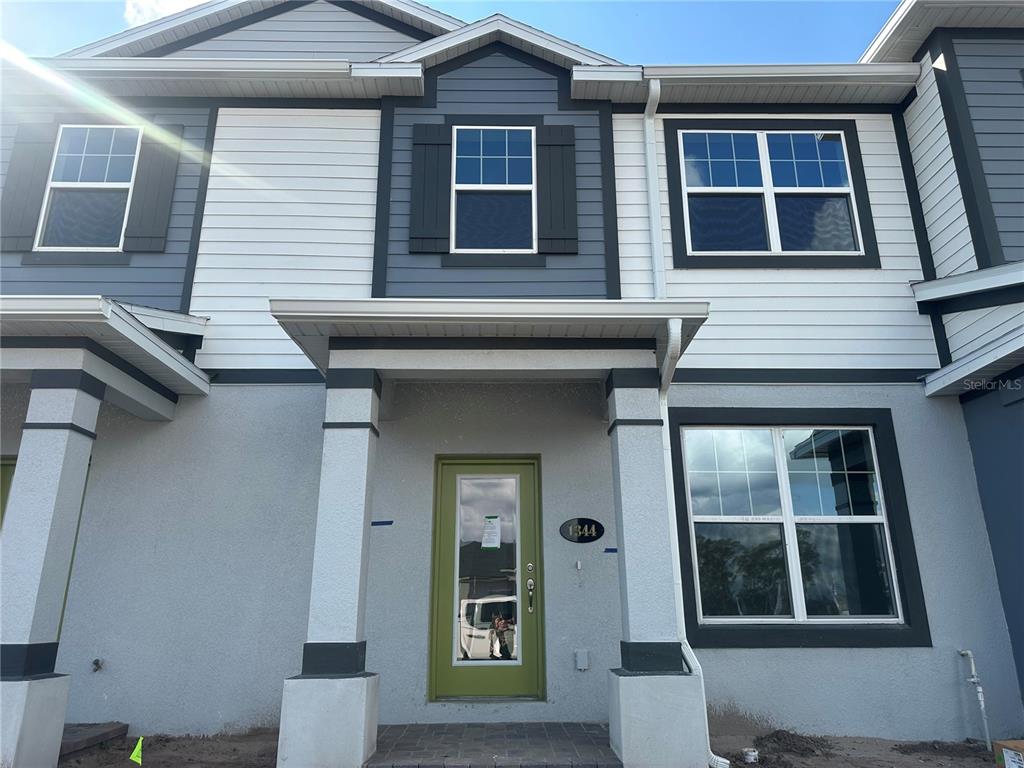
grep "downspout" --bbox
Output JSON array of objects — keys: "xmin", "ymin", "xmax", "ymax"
[
  {"xmin": 643, "ymin": 77, "xmax": 667, "ymax": 300},
  {"xmin": 648, "ymin": 75, "xmax": 727, "ymax": 767}
]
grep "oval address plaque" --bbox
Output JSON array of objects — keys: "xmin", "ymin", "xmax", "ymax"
[{"xmin": 559, "ymin": 517, "xmax": 605, "ymax": 543}]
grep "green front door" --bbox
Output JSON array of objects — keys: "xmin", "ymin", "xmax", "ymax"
[{"xmin": 429, "ymin": 457, "xmax": 545, "ymax": 700}]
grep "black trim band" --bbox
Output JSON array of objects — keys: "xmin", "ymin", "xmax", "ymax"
[
  {"xmin": 668, "ymin": 407, "xmax": 931, "ymax": 649},
  {"xmin": 1, "ymin": 642, "xmax": 59, "ymax": 679},
  {"xmin": 329, "ymin": 337, "xmax": 656, "ymax": 351},
  {"xmin": 323, "ymin": 421, "xmax": 380, "ymax": 438},
  {"xmin": 30, "ymin": 369, "xmax": 106, "ymax": 400},
  {"xmin": 918, "ymin": 285, "xmax": 1024, "ymax": 315},
  {"xmin": 208, "ymin": 369, "xmax": 324, "ymax": 384},
  {"xmin": 23, "ymin": 422, "xmax": 97, "ymax": 440},
  {"xmin": 607, "ymin": 418, "xmax": 663, "ymax": 435},
  {"xmin": 325, "ymin": 369, "xmax": 383, "ymax": 398},
  {"xmin": 605, "ymin": 368, "xmax": 660, "ymax": 396},
  {"xmin": 673, "ymin": 368, "xmax": 930, "ymax": 384},
  {"xmin": 618, "ymin": 641, "xmax": 689, "ymax": 674},
  {"xmin": 1, "ymin": 338, "xmax": 177, "ymax": 403},
  {"xmin": 300, "ymin": 641, "xmax": 366, "ymax": 676}
]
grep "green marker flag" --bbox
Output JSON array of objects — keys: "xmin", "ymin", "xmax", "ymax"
[{"xmin": 129, "ymin": 736, "xmax": 143, "ymax": 765}]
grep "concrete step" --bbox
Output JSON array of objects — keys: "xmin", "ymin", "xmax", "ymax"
[{"xmin": 60, "ymin": 722, "xmax": 129, "ymax": 758}]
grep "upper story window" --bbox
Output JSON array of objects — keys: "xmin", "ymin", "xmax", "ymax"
[
  {"xmin": 680, "ymin": 425, "xmax": 902, "ymax": 625},
  {"xmin": 35, "ymin": 125, "xmax": 142, "ymax": 251},
  {"xmin": 680, "ymin": 130, "xmax": 861, "ymax": 256},
  {"xmin": 451, "ymin": 126, "xmax": 537, "ymax": 254}
]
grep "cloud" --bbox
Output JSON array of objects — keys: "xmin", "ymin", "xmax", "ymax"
[{"xmin": 124, "ymin": 0, "xmax": 210, "ymax": 27}]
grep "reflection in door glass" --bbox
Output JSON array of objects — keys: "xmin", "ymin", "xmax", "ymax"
[{"xmin": 455, "ymin": 476, "xmax": 519, "ymax": 663}]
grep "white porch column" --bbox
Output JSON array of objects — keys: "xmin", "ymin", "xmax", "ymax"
[
  {"xmin": 605, "ymin": 370, "xmax": 711, "ymax": 768},
  {"xmin": 277, "ymin": 369, "xmax": 381, "ymax": 768},
  {"xmin": 1, "ymin": 371, "xmax": 104, "ymax": 768}
]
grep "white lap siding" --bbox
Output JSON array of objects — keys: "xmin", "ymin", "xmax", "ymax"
[
  {"xmin": 190, "ymin": 108, "xmax": 378, "ymax": 369},
  {"xmin": 903, "ymin": 54, "xmax": 976, "ymax": 278},
  {"xmin": 613, "ymin": 112, "xmax": 939, "ymax": 370},
  {"xmin": 944, "ymin": 302, "xmax": 1024, "ymax": 361}
]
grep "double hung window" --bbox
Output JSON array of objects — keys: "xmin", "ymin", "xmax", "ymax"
[
  {"xmin": 680, "ymin": 425, "xmax": 902, "ymax": 624},
  {"xmin": 451, "ymin": 126, "xmax": 537, "ymax": 253},
  {"xmin": 679, "ymin": 129, "xmax": 862, "ymax": 256},
  {"xmin": 35, "ymin": 125, "xmax": 142, "ymax": 250}
]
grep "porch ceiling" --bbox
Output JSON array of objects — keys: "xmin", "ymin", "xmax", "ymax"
[{"xmin": 270, "ymin": 298, "xmax": 709, "ymax": 374}]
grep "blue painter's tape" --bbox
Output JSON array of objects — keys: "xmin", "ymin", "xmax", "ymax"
[
  {"xmin": 604, "ymin": 547, "xmax": 618, "ymax": 553},
  {"xmin": 370, "ymin": 520, "xmax": 394, "ymax": 527}
]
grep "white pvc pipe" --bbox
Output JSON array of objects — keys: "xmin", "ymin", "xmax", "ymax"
[{"xmin": 959, "ymin": 649, "xmax": 992, "ymax": 751}]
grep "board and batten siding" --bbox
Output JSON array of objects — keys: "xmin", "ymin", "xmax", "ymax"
[
  {"xmin": 166, "ymin": 0, "xmax": 421, "ymax": 61},
  {"xmin": 944, "ymin": 302, "xmax": 1024, "ymax": 362},
  {"xmin": 904, "ymin": 54, "xmax": 977, "ymax": 278},
  {"xmin": 0, "ymin": 104, "xmax": 211, "ymax": 311},
  {"xmin": 385, "ymin": 50, "xmax": 609, "ymax": 298},
  {"xmin": 613, "ymin": 112, "xmax": 939, "ymax": 369},
  {"xmin": 954, "ymin": 36, "xmax": 1024, "ymax": 264},
  {"xmin": 190, "ymin": 108, "xmax": 378, "ymax": 370}
]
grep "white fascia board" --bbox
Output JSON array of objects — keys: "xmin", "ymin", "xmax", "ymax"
[
  {"xmin": 572, "ymin": 66, "xmax": 644, "ymax": 83},
  {"xmin": 39, "ymin": 57, "xmax": 355, "ymax": 80},
  {"xmin": 573, "ymin": 63, "xmax": 919, "ymax": 87},
  {"xmin": 377, "ymin": 14, "xmax": 620, "ymax": 66},
  {"xmin": 271, "ymin": 298, "xmax": 709, "ymax": 324},
  {"xmin": 925, "ymin": 326, "xmax": 1024, "ymax": 396},
  {"xmin": 913, "ymin": 262, "xmax": 1024, "ymax": 303},
  {"xmin": 63, "ymin": 0, "xmax": 463, "ymax": 58},
  {"xmin": 860, "ymin": 0, "xmax": 920, "ymax": 63},
  {"xmin": 0, "ymin": 295, "xmax": 209, "ymax": 396},
  {"xmin": 350, "ymin": 61, "xmax": 423, "ymax": 79}
]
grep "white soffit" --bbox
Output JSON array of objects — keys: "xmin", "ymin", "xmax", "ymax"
[
  {"xmin": 63, "ymin": 0, "xmax": 463, "ymax": 58},
  {"xmin": 9, "ymin": 59, "xmax": 424, "ymax": 99},
  {"xmin": 925, "ymin": 325, "xmax": 1024, "ymax": 397},
  {"xmin": 571, "ymin": 63, "xmax": 921, "ymax": 104},
  {"xmin": 271, "ymin": 298, "xmax": 708, "ymax": 372},
  {"xmin": 912, "ymin": 261, "xmax": 1024, "ymax": 304},
  {"xmin": 861, "ymin": 0, "xmax": 1024, "ymax": 63},
  {"xmin": 377, "ymin": 14, "xmax": 621, "ymax": 70},
  {"xmin": 0, "ymin": 295, "xmax": 209, "ymax": 396}
]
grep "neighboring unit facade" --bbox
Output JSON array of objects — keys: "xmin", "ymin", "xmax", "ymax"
[{"xmin": 0, "ymin": 1, "xmax": 1021, "ymax": 767}]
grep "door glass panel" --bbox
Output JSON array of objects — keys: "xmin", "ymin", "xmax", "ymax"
[{"xmin": 455, "ymin": 476, "xmax": 519, "ymax": 664}]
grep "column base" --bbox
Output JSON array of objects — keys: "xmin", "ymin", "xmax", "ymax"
[
  {"xmin": 277, "ymin": 673, "xmax": 379, "ymax": 768},
  {"xmin": 608, "ymin": 669, "xmax": 710, "ymax": 768},
  {"xmin": 1, "ymin": 674, "xmax": 70, "ymax": 768}
]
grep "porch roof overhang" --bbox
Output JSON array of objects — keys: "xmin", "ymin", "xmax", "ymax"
[
  {"xmin": 924, "ymin": 326, "xmax": 1024, "ymax": 397},
  {"xmin": 270, "ymin": 298, "xmax": 709, "ymax": 382},
  {"xmin": 0, "ymin": 295, "xmax": 210, "ymax": 419}
]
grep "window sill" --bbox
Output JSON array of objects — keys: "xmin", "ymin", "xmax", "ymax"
[
  {"xmin": 674, "ymin": 252, "xmax": 880, "ymax": 269},
  {"xmin": 442, "ymin": 253, "xmax": 547, "ymax": 268},
  {"xmin": 687, "ymin": 621, "xmax": 931, "ymax": 648},
  {"xmin": 20, "ymin": 251, "xmax": 130, "ymax": 266}
]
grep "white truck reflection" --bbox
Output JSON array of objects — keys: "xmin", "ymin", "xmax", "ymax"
[{"xmin": 458, "ymin": 596, "xmax": 517, "ymax": 661}]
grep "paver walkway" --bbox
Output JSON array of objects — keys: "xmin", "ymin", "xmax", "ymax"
[{"xmin": 364, "ymin": 722, "xmax": 623, "ymax": 768}]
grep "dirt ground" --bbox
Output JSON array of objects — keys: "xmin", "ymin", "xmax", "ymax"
[{"xmin": 59, "ymin": 719, "xmax": 1000, "ymax": 768}]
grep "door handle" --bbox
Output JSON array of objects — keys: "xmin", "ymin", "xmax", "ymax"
[{"xmin": 526, "ymin": 577, "xmax": 536, "ymax": 613}]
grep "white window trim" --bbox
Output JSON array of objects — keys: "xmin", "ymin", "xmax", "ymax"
[
  {"xmin": 678, "ymin": 129, "xmax": 865, "ymax": 258},
  {"xmin": 681, "ymin": 425, "xmax": 905, "ymax": 627},
  {"xmin": 449, "ymin": 125, "xmax": 538, "ymax": 255},
  {"xmin": 33, "ymin": 124, "xmax": 144, "ymax": 253}
]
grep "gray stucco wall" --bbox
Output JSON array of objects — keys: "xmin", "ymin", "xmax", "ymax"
[
  {"xmin": 2, "ymin": 378, "xmax": 1019, "ymax": 739},
  {"xmin": 954, "ymin": 35, "xmax": 1024, "ymax": 263},
  {"xmin": 385, "ymin": 49, "xmax": 610, "ymax": 298},
  {"xmin": 668, "ymin": 381, "xmax": 1024, "ymax": 741},
  {"xmin": 961, "ymin": 382, "xmax": 1024, "ymax": 702},
  {"xmin": 0, "ymin": 102, "xmax": 211, "ymax": 311}
]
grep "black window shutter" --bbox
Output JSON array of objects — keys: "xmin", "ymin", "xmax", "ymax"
[
  {"xmin": 122, "ymin": 124, "xmax": 184, "ymax": 253},
  {"xmin": 0, "ymin": 122, "xmax": 59, "ymax": 252},
  {"xmin": 537, "ymin": 124, "xmax": 577, "ymax": 254},
  {"xmin": 409, "ymin": 123, "xmax": 452, "ymax": 253}
]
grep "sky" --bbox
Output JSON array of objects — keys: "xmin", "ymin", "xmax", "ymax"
[{"xmin": 0, "ymin": 0, "xmax": 901, "ymax": 63}]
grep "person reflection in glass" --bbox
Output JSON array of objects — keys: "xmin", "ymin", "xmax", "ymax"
[{"xmin": 489, "ymin": 614, "xmax": 515, "ymax": 660}]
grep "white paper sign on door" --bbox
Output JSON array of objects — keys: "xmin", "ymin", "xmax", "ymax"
[{"xmin": 481, "ymin": 515, "xmax": 501, "ymax": 550}]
